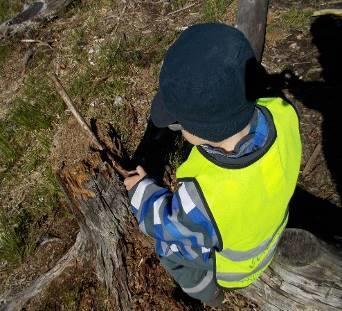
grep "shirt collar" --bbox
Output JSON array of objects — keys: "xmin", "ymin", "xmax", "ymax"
[{"xmin": 200, "ymin": 107, "xmax": 268, "ymax": 159}]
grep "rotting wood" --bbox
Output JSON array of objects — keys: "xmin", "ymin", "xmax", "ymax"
[{"xmin": 0, "ymin": 151, "xmax": 134, "ymax": 310}]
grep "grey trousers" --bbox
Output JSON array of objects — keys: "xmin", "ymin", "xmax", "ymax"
[{"xmin": 160, "ymin": 255, "xmax": 224, "ymax": 306}]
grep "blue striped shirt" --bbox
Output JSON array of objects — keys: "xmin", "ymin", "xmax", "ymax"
[{"xmin": 128, "ymin": 107, "xmax": 269, "ymax": 264}]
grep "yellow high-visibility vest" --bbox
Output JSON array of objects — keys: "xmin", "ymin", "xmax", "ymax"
[{"xmin": 176, "ymin": 97, "xmax": 302, "ymax": 288}]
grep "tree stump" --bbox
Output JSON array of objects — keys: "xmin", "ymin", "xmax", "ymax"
[
  {"xmin": 56, "ymin": 154, "xmax": 133, "ymax": 309},
  {"xmin": 0, "ymin": 152, "xmax": 134, "ymax": 310}
]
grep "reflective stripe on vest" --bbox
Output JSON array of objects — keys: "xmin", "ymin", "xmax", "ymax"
[
  {"xmin": 221, "ymin": 208, "xmax": 289, "ymax": 262},
  {"xmin": 176, "ymin": 97, "xmax": 302, "ymax": 289},
  {"xmin": 216, "ymin": 242, "xmax": 277, "ymax": 282}
]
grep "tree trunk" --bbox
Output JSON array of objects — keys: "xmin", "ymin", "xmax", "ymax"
[
  {"xmin": 56, "ymin": 153, "xmax": 133, "ymax": 310},
  {"xmin": 236, "ymin": 0, "xmax": 269, "ymax": 62}
]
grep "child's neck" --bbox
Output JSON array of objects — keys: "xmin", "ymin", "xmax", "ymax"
[{"xmin": 211, "ymin": 123, "xmax": 251, "ymax": 153}]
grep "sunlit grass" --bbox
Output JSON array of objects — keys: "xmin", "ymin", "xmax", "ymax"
[
  {"xmin": 0, "ymin": 0, "xmax": 22, "ymax": 23},
  {"xmin": 202, "ymin": 0, "xmax": 234, "ymax": 21}
]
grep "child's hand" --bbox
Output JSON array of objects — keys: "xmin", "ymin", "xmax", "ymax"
[{"xmin": 124, "ymin": 166, "xmax": 147, "ymax": 191}]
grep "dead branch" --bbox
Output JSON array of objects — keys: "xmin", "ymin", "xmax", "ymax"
[
  {"xmin": 236, "ymin": 0, "xmax": 269, "ymax": 62},
  {"xmin": 313, "ymin": 9, "xmax": 342, "ymax": 17},
  {"xmin": 50, "ymin": 73, "xmax": 129, "ymax": 178},
  {"xmin": 112, "ymin": 5, "xmax": 127, "ymax": 34},
  {"xmin": 0, "ymin": 232, "xmax": 85, "ymax": 311},
  {"xmin": 50, "ymin": 73, "xmax": 103, "ymax": 151},
  {"xmin": 167, "ymin": 2, "xmax": 198, "ymax": 16},
  {"xmin": 302, "ymin": 143, "xmax": 322, "ymax": 177},
  {"xmin": 21, "ymin": 39, "xmax": 53, "ymax": 49}
]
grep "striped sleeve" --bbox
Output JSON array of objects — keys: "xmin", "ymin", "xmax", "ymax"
[{"xmin": 128, "ymin": 177, "xmax": 219, "ymax": 260}]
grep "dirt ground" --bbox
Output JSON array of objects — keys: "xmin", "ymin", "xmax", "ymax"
[{"xmin": 0, "ymin": 0, "xmax": 341, "ymax": 310}]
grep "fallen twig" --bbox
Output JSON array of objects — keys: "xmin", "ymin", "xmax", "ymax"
[
  {"xmin": 113, "ymin": 5, "xmax": 127, "ymax": 34},
  {"xmin": 21, "ymin": 39, "xmax": 53, "ymax": 49},
  {"xmin": 313, "ymin": 9, "xmax": 342, "ymax": 17},
  {"xmin": 167, "ymin": 2, "xmax": 198, "ymax": 16},
  {"xmin": 50, "ymin": 73, "xmax": 129, "ymax": 178},
  {"xmin": 302, "ymin": 143, "xmax": 322, "ymax": 177}
]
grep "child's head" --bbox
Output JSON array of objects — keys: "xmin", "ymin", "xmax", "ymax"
[{"xmin": 150, "ymin": 23, "xmax": 256, "ymax": 144}]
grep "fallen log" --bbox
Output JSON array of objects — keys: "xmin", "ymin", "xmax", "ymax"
[
  {"xmin": 238, "ymin": 229, "xmax": 342, "ymax": 310},
  {"xmin": 0, "ymin": 0, "xmax": 74, "ymax": 40}
]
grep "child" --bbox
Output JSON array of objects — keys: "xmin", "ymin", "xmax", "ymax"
[{"xmin": 124, "ymin": 23, "xmax": 301, "ymax": 307}]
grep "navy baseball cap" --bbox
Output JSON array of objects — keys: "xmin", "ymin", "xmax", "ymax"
[{"xmin": 151, "ymin": 23, "xmax": 256, "ymax": 142}]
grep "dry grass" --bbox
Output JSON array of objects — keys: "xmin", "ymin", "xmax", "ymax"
[
  {"xmin": 268, "ymin": 7, "xmax": 314, "ymax": 32},
  {"xmin": 0, "ymin": 0, "xmax": 22, "ymax": 23}
]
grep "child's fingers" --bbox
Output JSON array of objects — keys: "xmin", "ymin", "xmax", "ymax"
[
  {"xmin": 124, "ymin": 175, "xmax": 142, "ymax": 190},
  {"xmin": 136, "ymin": 165, "xmax": 146, "ymax": 176},
  {"xmin": 127, "ymin": 170, "xmax": 138, "ymax": 176}
]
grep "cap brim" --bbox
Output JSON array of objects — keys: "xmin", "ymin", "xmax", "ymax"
[{"xmin": 150, "ymin": 92, "xmax": 177, "ymax": 128}]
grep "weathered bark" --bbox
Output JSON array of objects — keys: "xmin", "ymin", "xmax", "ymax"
[
  {"xmin": 56, "ymin": 154, "xmax": 133, "ymax": 309},
  {"xmin": 236, "ymin": 0, "xmax": 269, "ymax": 62},
  {"xmin": 0, "ymin": 151, "xmax": 133, "ymax": 311},
  {"xmin": 0, "ymin": 0, "xmax": 74, "ymax": 40}
]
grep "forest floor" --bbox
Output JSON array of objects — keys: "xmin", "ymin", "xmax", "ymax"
[{"xmin": 0, "ymin": 0, "xmax": 341, "ymax": 310}]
